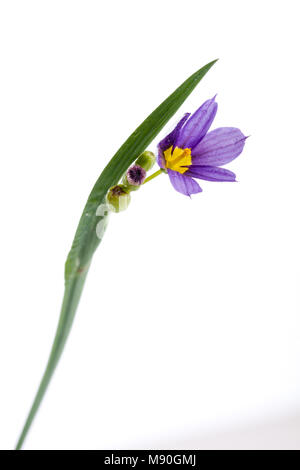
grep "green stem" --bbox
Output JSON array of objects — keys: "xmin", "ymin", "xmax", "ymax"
[{"xmin": 143, "ymin": 168, "xmax": 164, "ymax": 184}]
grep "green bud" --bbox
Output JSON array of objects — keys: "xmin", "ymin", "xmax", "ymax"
[
  {"xmin": 135, "ymin": 151, "xmax": 156, "ymax": 171},
  {"xmin": 106, "ymin": 185, "xmax": 131, "ymax": 213}
]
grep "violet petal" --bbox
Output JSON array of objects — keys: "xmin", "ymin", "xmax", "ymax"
[
  {"xmin": 186, "ymin": 165, "xmax": 236, "ymax": 182},
  {"xmin": 158, "ymin": 113, "xmax": 190, "ymax": 153},
  {"xmin": 176, "ymin": 96, "xmax": 218, "ymax": 150},
  {"xmin": 192, "ymin": 127, "xmax": 246, "ymax": 166},
  {"xmin": 168, "ymin": 169, "xmax": 202, "ymax": 196},
  {"xmin": 157, "ymin": 113, "xmax": 190, "ymax": 168}
]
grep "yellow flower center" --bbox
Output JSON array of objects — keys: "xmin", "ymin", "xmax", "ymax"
[{"xmin": 164, "ymin": 146, "xmax": 192, "ymax": 174}]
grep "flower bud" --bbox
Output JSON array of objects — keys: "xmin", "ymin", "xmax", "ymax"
[
  {"xmin": 135, "ymin": 151, "xmax": 156, "ymax": 171},
  {"xmin": 122, "ymin": 164, "xmax": 146, "ymax": 191},
  {"xmin": 106, "ymin": 185, "xmax": 131, "ymax": 212}
]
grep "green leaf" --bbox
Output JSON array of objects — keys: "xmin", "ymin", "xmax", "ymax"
[{"xmin": 16, "ymin": 59, "xmax": 218, "ymax": 449}]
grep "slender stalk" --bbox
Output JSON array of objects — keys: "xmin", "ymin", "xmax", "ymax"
[{"xmin": 143, "ymin": 168, "xmax": 164, "ymax": 184}]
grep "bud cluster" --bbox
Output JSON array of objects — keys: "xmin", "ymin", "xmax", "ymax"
[{"xmin": 106, "ymin": 151, "xmax": 155, "ymax": 212}]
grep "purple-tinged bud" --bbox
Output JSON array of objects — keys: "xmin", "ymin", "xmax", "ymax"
[
  {"xmin": 106, "ymin": 184, "xmax": 131, "ymax": 212},
  {"xmin": 122, "ymin": 164, "xmax": 146, "ymax": 191},
  {"xmin": 127, "ymin": 165, "xmax": 146, "ymax": 186},
  {"xmin": 135, "ymin": 151, "xmax": 156, "ymax": 171}
]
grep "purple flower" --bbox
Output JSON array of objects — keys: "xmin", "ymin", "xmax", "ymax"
[{"xmin": 157, "ymin": 96, "xmax": 247, "ymax": 196}]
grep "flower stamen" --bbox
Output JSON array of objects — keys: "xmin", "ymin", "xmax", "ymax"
[{"xmin": 164, "ymin": 146, "xmax": 192, "ymax": 174}]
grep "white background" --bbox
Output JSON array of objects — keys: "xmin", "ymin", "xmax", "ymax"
[{"xmin": 0, "ymin": 0, "xmax": 300, "ymax": 450}]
